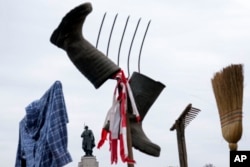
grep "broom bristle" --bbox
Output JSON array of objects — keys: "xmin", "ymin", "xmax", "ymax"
[{"xmin": 211, "ymin": 64, "xmax": 244, "ymax": 150}]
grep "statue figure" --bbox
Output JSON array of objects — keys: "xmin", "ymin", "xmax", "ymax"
[{"xmin": 81, "ymin": 125, "xmax": 95, "ymax": 156}]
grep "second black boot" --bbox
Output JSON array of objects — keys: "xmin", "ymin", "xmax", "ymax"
[
  {"xmin": 128, "ymin": 72, "xmax": 165, "ymax": 157},
  {"xmin": 50, "ymin": 3, "xmax": 120, "ymax": 89}
]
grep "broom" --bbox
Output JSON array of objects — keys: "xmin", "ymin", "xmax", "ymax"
[{"xmin": 211, "ymin": 64, "xmax": 244, "ymax": 151}]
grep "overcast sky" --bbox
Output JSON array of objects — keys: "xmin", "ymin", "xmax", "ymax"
[{"xmin": 1, "ymin": 0, "xmax": 250, "ymax": 166}]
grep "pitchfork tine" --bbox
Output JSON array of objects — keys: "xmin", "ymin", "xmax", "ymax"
[
  {"xmin": 96, "ymin": 12, "xmax": 107, "ymax": 48},
  {"xmin": 138, "ymin": 20, "xmax": 151, "ymax": 73},
  {"xmin": 106, "ymin": 13, "xmax": 118, "ymax": 57},
  {"xmin": 117, "ymin": 15, "xmax": 130, "ymax": 66},
  {"xmin": 127, "ymin": 18, "xmax": 141, "ymax": 77}
]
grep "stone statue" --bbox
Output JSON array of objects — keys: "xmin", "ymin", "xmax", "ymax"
[{"xmin": 81, "ymin": 125, "xmax": 95, "ymax": 156}]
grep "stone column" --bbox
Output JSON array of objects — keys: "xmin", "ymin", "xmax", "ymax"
[{"xmin": 78, "ymin": 156, "xmax": 99, "ymax": 167}]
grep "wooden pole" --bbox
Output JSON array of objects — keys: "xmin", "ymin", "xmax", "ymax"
[
  {"xmin": 175, "ymin": 120, "xmax": 188, "ymax": 167},
  {"xmin": 126, "ymin": 114, "xmax": 134, "ymax": 167},
  {"xmin": 170, "ymin": 104, "xmax": 200, "ymax": 167}
]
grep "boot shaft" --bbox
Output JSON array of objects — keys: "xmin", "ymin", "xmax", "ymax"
[
  {"xmin": 66, "ymin": 39, "xmax": 120, "ymax": 88},
  {"xmin": 50, "ymin": 3, "xmax": 120, "ymax": 89},
  {"xmin": 128, "ymin": 72, "xmax": 165, "ymax": 120}
]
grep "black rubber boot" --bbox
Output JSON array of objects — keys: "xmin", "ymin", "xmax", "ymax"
[
  {"xmin": 128, "ymin": 72, "xmax": 165, "ymax": 157},
  {"xmin": 50, "ymin": 3, "xmax": 120, "ymax": 89}
]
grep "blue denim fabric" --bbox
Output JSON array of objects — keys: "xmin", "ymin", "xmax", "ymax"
[{"xmin": 15, "ymin": 81, "xmax": 72, "ymax": 167}]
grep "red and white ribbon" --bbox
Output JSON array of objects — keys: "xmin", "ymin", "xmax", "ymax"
[{"xmin": 97, "ymin": 70, "xmax": 140, "ymax": 164}]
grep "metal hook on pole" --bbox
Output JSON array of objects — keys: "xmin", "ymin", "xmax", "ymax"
[
  {"xmin": 96, "ymin": 12, "xmax": 107, "ymax": 48},
  {"xmin": 138, "ymin": 20, "xmax": 151, "ymax": 73},
  {"xmin": 106, "ymin": 13, "xmax": 118, "ymax": 57},
  {"xmin": 117, "ymin": 15, "xmax": 130, "ymax": 66},
  {"xmin": 127, "ymin": 18, "xmax": 141, "ymax": 78}
]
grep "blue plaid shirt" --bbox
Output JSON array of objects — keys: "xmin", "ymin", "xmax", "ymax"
[{"xmin": 15, "ymin": 81, "xmax": 72, "ymax": 167}]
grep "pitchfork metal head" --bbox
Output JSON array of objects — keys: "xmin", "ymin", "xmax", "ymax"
[
  {"xmin": 170, "ymin": 103, "xmax": 201, "ymax": 131},
  {"xmin": 95, "ymin": 12, "xmax": 151, "ymax": 77}
]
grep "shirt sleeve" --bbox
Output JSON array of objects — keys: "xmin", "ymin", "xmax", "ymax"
[
  {"xmin": 47, "ymin": 122, "xmax": 72, "ymax": 166},
  {"xmin": 15, "ymin": 129, "xmax": 22, "ymax": 167},
  {"xmin": 47, "ymin": 83, "xmax": 72, "ymax": 166},
  {"xmin": 15, "ymin": 122, "xmax": 26, "ymax": 167}
]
